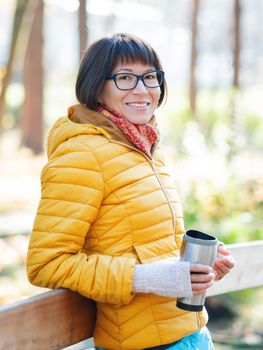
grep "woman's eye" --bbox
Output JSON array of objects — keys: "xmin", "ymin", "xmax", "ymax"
[
  {"xmin": 118, "ymin": 74, "xmax": 132, "ymax": 81},
  {"xmin": 144, "ymin": 73, "xmax": 157, "ymax": 80}
]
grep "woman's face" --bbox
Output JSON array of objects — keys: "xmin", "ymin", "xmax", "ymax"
[{"xmin": 98, "ymin": 61, "xmax": 161, "ymax": 125}]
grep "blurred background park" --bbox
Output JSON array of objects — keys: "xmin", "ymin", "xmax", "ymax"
[{"xmin": 0, "ymin": 0, "xmax": 263, "ymax": 348}]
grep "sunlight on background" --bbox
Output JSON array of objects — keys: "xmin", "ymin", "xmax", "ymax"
[
  {"xmin": 44, "ymin": 0, "xmax": 80, "ymax": 12},
  {"xmin": 0, "ymin": 0, "xmax": 263, "ymax": 345}
]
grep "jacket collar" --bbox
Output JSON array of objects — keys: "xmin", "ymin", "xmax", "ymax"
[{"xmin": 67, "ymin": 104, "xmax": 159, "ymax": 158}]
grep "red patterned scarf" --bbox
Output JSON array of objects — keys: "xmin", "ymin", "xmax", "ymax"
[{"xmin": 97, "ymin": 105, "xmax": 159, "ymax": 158}]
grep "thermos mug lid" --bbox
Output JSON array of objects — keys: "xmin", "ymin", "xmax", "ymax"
[{"xmin": 184, "ymin": 229, "xmax": 217, "ymax": 246}]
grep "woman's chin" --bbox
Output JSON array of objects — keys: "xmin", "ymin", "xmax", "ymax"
[{"xmin": 125, "ymin": 114, "xmax": 152, "ymax": 125}]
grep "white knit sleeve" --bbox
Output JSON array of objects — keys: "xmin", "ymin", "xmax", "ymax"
[{"xmin": 133, "ymin": 259, "xmax": 193, "ymax": 298}]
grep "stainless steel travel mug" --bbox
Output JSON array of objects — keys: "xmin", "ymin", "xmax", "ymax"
[{"xmin": 176, "ymin": 229, "xmax": 218, "ymax": 311}]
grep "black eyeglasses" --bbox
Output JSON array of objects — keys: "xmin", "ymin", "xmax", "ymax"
[{"xmin": 105, "ymin": 70, "xmax": 164, "ymax": 90}]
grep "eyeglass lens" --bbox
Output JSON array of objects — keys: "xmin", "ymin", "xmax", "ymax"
[{"xmin": 115, "ymin": 71, "xmax": 163, "ymax": 90}]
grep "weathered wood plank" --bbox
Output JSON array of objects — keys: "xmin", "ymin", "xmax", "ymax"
[
  {"xmin": 1, "ymin": 241, "xmax": 263, "ymax": 350},
  {"xmin": 0, "ymin": 289, "xmax": 96, "ymax": 350},
  {"xmin": 208, "ymin": 240, "xmax": 263, "ymax": 296}
]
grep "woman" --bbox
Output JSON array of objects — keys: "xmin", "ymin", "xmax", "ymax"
[{"xmin": 27, "ymin": 33, "xmax": 234, "ymax": 349}]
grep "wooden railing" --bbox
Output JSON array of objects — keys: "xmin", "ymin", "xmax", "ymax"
[{"xmin": 0, "ymin": 241, "xmax": 263, "ymax": 350}]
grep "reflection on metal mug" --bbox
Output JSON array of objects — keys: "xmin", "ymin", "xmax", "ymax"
[{"xmin": 176, "ymin": 229, "xmax": 218, "ymax": 312}]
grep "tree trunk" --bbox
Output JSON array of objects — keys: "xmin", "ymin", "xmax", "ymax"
[
  {"xmin": 228, "ymin": 0, "xmax": 242, "ymax": 161},
  {"xmin": 189, "ymin": 0, "xmax": 200, "ymax": 116},
  {"xmin": 0, "ymin": 0, "xmax": 40, "ymax": 133},
  {"xmin": 0, "ymin": 0, "xmax": 27, "ymax": 128},
  {"xmin": 20, "ymin": 0, "xmax": 44, "ymax": 154},
  {"xmin": 233, "ymin": 0, "xmax": 241, "ymax": 88},
  {"xmin": 78, "ymin": 0, "xmax": 88, "ymax": 61}
]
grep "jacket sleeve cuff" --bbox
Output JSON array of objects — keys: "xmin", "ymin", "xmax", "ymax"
[{"xmin": 120, "ymin": 257, "xmax": 137, "ymax": 305}]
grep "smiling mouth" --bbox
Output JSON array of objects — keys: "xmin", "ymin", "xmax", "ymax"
[{"xmin": 126, "ymin": 102, "xmax": 150, "ymax": 109}]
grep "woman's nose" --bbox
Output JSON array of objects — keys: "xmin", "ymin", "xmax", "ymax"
[{"xmin": 132, "ymin": 79, "xmax": 148, "ymax": 93}]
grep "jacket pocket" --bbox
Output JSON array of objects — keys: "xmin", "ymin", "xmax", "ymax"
[{"xmin": 133, "ymin": 235, "xmax": 179, "ymax": 264}]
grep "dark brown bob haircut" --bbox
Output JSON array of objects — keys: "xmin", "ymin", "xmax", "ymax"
[{"xmin": 75, "ymin": 33, "xmax": 167, "ymax": 110}]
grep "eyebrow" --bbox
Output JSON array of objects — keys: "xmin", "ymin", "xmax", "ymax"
[{"xmin": 114, "ymin": 68, "xmax": 155, "ymax": 73}]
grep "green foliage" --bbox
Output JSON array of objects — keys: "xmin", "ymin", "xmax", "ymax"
[
  {"xmin": 183, "ymin": 177, "xmax": 263, "ymax": 243},
  {"xmin": 164, "ymin": 86, "xmax": 263, "ymax": 153},
  {"xmin": 244, "ymin": 113, "xmax": 263, "ymax": 149},
  {"xmin": 164, "ymin": 86, "xmax": 263, "ymax": 243}
]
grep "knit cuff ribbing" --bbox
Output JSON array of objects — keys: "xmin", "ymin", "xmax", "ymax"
[{"xmin": 133, "ymin": 260, "xmax": 192, "ymax": 298}]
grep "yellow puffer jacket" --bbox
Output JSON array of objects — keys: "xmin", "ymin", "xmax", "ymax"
[{"xmin": 27, "ymin": 104, "xmax": 208, "ymax": 349}]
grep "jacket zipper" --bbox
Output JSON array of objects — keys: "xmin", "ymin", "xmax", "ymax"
[
  {"xmin": 109, "ymin": 138, "xmax": 201, "ymax": 329},
  {"xmin": 196, "ymin": 312, "xmax": 201, "ymax": 330},
  {"xmin": 109, "ymin": 140, "xmax": 176, "ymax": 232},
  {"xmin": 150, "ymin": 160, "xmax": 176, "ymax": 232}
]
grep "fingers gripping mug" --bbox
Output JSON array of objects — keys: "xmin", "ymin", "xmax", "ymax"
[{"xmin": 176, "ymin": 229, "xmax": 218, "ymax": 311}]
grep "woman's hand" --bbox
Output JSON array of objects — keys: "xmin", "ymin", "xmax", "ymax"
[
  {"xmin": 213, "ymin": 243, "xmax": 235, "ymax": 281},
  {"xmin": 190, "ymin": 264, "xmax": 216, "ymax": 295}
]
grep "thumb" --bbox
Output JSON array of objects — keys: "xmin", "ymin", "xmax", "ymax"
[{"xmin": 218, "ymin": 243, "xmax": 230, "ymax": 256}]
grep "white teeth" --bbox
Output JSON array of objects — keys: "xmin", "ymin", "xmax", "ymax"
[{"xmin": 126, "ymin": 103, "xmax": 149, "ymax": 108}]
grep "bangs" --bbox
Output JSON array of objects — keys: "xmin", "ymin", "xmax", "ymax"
[{"xmin": 109, "ymin": 34, "xmax": 161, "ymax": 69}]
